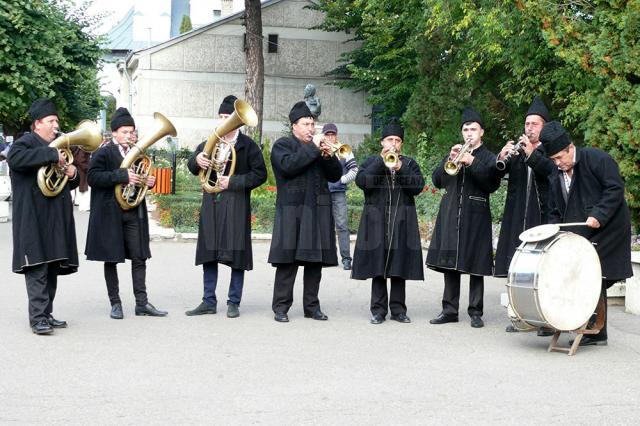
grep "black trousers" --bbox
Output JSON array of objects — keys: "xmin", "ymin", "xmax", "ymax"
[
  {"xmin": 371, "ymin": 276, "xmax": 406, "ymax": 316},
  {"xmin": 591, "ymin": 279, "xmax": 612, "ymax": 340},
  {"xmin": 24, "ymin": 262, "xmax": 59, "ymax": 326},
  {"xmin": 104, "ymin": 210, "xmax": 148, "ymax": 306},
  {"xmin": 442, "ymin": 270, "xmax": 484, "ymax": 317},
  {"xmin": 272, "ymin": 263, "xmax": 322, "ymax": 314}
]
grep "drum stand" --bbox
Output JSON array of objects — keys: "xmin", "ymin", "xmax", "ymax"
[{"xmin": 548, "ymin": 297, "xmax": 606, "ymax": 356}]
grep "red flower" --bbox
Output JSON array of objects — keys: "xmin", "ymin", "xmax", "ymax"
[
  {"xmin": 431, "ymin": 188, "xmax": 438, "ymax": 194},
  {"xmin": 250, "ymin": 215, "xmax": 257, "ymax": 223},
  {"xmin": 265, "ymin": 186, "xmax": 277, "ymax": 192},
  {"xmin": 422, "ymin": 185, "xmax": 430, "ymax": 193}
]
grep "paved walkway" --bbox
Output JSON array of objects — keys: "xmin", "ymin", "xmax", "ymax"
[{"xmin": 1, "ymin": 209, "xmax": 639, "ymax": 424}]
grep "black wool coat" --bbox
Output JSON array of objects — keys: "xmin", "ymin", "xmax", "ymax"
[
  {"xmin": 8, "ymin": 132, "xmax": 79, "ymax": 274},
  {"xmin": 267, "ymin": 134, "xmax": 342, "ymax": 266},
  {"xmin": 494, "ymin": 146, "xmax": 557, "ymax": 277},
  {"xmin": 85, "ymin": 142, "xmax": 151, "ymax": 263},
  {"xmin": 351, "ymin": 155, "xmax": 425, "ymax": 280},
  {"xmin": 426, "ymin": 144, "xmax": 501, "ymax": 276},
  {"xmin": 188, "ymin": 133, "xmax": 267, "ymax": 270},
  {"xmin": 548, "ymin": 147, "xmax": 632, "ymax": 282}
]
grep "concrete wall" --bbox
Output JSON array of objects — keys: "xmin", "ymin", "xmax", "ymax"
[{"xmin": 127, "ymin": 0, "xmax": 370, "ymax": 148}]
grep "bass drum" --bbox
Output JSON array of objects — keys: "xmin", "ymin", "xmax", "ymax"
[{"xmin": 507, "ymin": 231, "xmax": 601, "ymax": 331}]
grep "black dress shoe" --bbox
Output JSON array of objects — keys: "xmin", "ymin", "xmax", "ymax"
[
  {"xmin": 110, "ymin": 303, "xmax": 124, "ymax": 320},
  {"xmin": 227, "ymin": 303, "xmax": 240, "ymax": 318},
  {"xmin": 304, "ymin": 310, "xmax": 328, "ymax": 320},
  {"xmin": 185, "ymin": 302, "xmax": 217, "ymax": 316},
  {"xmin": 537, "ymin": 327, "xmax": 555, "ymax": 337},
  {"xmin": 390, "ymin": 313, "xmax": 411, "ymax": 323},
  {"xmin": 370, "ymin": 313, "xmax": 385, "ymax": 324},
  {"xmin": 342, "ymin": 258, "xmax": 352, "ymax": 270},
  {"xmin": 429, "ymin": 313, "xmax": 459, "ymax": 324},
  {"xmin": 32, "ymin": 319, "xmax": 54, "ymax": 335},
  {"xmin": 135, "ymin": 303, "xmax": 168, "ymax": 317},
  {"xmin": 569, "ymin": 336, "xmax": 608, "ymax": 346},
  {"xmin": 47, "ymin": 315, "xmax": 67, "ymax": 328},
  {"xmin": 505, "ymin": 324, "xmax": 520, "ymax": 332},
  {"xmin": 470, "ymin": 315, "xmax": 484, "ymax": 328},
  {"xmin": 274, "ymin": 312, "xmax": 289, "ymax": 322}
]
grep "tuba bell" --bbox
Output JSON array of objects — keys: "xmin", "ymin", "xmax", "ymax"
[
  {"xmin": 199, "ymin": 99, "xmax": 258, "ymax": 193},
  {"xmin": 114, "ymin": 112, "xmax": 177, "ymax": 210},
  {"xmin": 37, "ymin": 120, "xmax": 102, "ymax": 197}
]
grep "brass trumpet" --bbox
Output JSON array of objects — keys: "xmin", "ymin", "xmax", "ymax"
[
  {"xmin": 383, "ymin": 149, "xmax": 399, "ymax": 169},
  {"xmin": 114, "ymin": 112, "xmax": 177, "ymax": 210},
  {"xmin": 322, "ymin": 139, "xmax": 352, "ymax": 159},
  {"xmin": 444, "ymin": 138, "xmax": 473, "ymax": 176},
  {"xmin": 37, "ymin": 120, "xmax": 102, "ymax": 197},
  {"xmin": 199, "ymin": 99, "xmax": 258, "ymax": 193}
]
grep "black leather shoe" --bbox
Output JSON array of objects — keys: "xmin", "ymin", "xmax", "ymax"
[
  {"xmin": 390, "ymin": 313, "xmax": 411, "ymax": 323},
  {"xmin": 110, "ymin": 303, "xmax": 124, "ymax": 320},
  {"xmin": 227, "ymin": 303, "xmax": 240, "ymax": 318},
  {"xmin": 304, "ymin": 310, "xmax": 328, "ymax": 320},
  {"xmin": 569, "ymin": 336, "xmax": 608, "ymax": 346},
  {"xmin": 135, "ymin": 303, "xmax": 168, "ymax": 317},
  {"xmin": 47, "ymin": 314, "xmax": 67, "ymax": 328},
  {"xmin": 505, "ymin": 324, "xmax": 520, "ymax": 332},
  {"xmin": 342, "ymin": 258, "xmax": 352, "ymax": 270},
  {"xmin": 470, "ymin": 315, "xmax": 484, "ymax": 328},
  {"xmin": 185, "ymin": 302, "xmax": 216, "ymax": 316},
  {"xmin": 274, "ymin": 312, "xmax": 289, "ymax": 322},
  {"xmin": 429, "ymin": 313, "xmax": 459, "ymax": 324},
  {"xmin": 370, "ymin": 313, "xmax": 385, "ymax": 324},
  {"xmin": 32, "ymin": 319, "xmax": 54, "ymax": 335},
  {"xmin": 537, "ymin": 327, "xmax": 554, "ymax": 337}
]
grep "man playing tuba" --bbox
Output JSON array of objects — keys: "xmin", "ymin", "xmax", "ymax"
[
  {"xmin": 8, "ymin": 98, "xmax": 79, "ymax": 335},
  {"xmin": 85, "ymin": 108, "xmax": 167, "ymax": 319},
  {"xmin": 185, "ymin": 95, "xmax": 267, "ymax": 318}
]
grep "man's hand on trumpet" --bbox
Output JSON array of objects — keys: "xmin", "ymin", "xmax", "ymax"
[
  {"xmin": 196, "ymin": 152, "xmax": 213, "ymax": 170},
  {"xmin": 313, "ymin": 134, "xmax": 333, "ymax": 157}
]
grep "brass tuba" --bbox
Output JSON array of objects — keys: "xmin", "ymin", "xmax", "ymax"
[
  {"xmin": 37, "ymin": 120, "xmax": 102, "ymax": 197},
  {"xmin": 199, "ymin": 99, "xmax": 258, "ymax": 193},
  {"xmin": 444, "ymin": 138, "xmax": 473, "ymax": 176},
  {"xmin": 114, "ymin": 112, "xmax": 177, "ymax": 210}
]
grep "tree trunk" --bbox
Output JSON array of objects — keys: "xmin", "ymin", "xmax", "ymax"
[{"xmin": 244, "ymin": 0, "xmax": 264, "ymax": 145}]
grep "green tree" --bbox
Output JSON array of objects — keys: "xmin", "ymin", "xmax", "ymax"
[
  {"xmin": 179, "ymin": 14, "xmax": 192, "ymax": 34},
  {"xmin": 0, "ymin": 0, "xmax": 103, "ymax": 133}
]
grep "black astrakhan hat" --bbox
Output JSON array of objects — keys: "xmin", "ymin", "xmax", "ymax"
[
  {"xmin": 460, "ymin": 106, "xmax": 484, "ymax": 129},
  {"xmin": 218, "ymin": 95, "xmax": 237, "ymax": 115},
  {"xmin": 110, "ymin": 107, "xmax": 136, "ymax": 131},
  {"xmin": 526, "ymin": 96, "xmax": 551, "ymax": 122},
  {"xmin": 28, "ymin": 98, "xmax": 58, "ymax": 121},
  {"xmin": 540, "ymin": 121, "xmax": 571, "ymax": 156},
  {"xmin": 288, "ymin": 101, "xmax": 313, "ymax": 124},
  {"xmin": 381, "ymin": 122, "xmax": 404, "ymax": 140}
]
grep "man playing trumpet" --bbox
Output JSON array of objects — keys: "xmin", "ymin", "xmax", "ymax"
[
  {"xmin": 8, "ymin": 98, "xmax": 79, "ymax": 334},
  {"xmin": 427, "ymin": 106, "xmax": 500, "ymax": 328},
  {"xmin": 351, "ymin": 123, "xmax": 425, "ymax": 324},
  {"xmin": 85, "ymin": 107, "xmax": 167, "ymax": 319}
]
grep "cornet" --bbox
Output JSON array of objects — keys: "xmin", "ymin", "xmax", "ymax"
[{"xmin": 444, "ymin": 138, "xmax": 473, "ymax": 176}]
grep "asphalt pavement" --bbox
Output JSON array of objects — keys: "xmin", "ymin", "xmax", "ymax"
[{"xmin": 1, "ymin": 209, "xmax": 639, "ymax": 424}]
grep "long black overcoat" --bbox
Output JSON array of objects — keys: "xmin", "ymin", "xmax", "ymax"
[
  {"xmin": 351, "ymin": 155, "xmax": 425, "ymax": 280},
  {"xmin": 548, "ymin": 147, "xmax": 632, "ymax": 282},
  {"xmin": 426, "ymin": 144, "xmax": 500, "ymax": 276},
  {"xmin": 85, "ymin": 142, "xmax": 151, "ymax": 263},
  {"xmin": 7, "ymin": 132, "xmax": 79, "ymax": 274},
  {"xmin": 494, "ymin": 146, "xmax": 556, "ymax": 276},
  {"xmin": 188, "ymin": 133, "xmax": 267, "ymax": 270},
  {"xmin": 267, "ymin": 135, "xmax": 342, "ymax": 266}
]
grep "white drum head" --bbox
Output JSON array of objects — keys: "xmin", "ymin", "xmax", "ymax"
[
  {"xmin": 536, "ymin": 233, "xmax": 601, "ymax": 331},
  {"xmin": 519, "ymin": 224, "xmax": 560, "ymax": 242}
]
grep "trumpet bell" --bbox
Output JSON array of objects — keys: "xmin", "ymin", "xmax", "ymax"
[
  {"xmin": 444, "ymin": 161, "xmax": 460, "ymax": 175},
  {"xmin": 384, "ymin": 152, "xmax": 399, "ymax": 169}
]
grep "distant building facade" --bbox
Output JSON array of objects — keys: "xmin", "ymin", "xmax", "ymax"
[{"xmin": 118, "ymin": 0, "xmax": 371, "ymax": 147}]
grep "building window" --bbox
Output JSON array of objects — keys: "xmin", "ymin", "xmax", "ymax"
[
  {"xmin": 213, "ymin": 9, "xmax": 221, "ymax": 18},
  {"xmin": 268, "ymin": 34, "xmax": 278, "ymax": 53}
]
